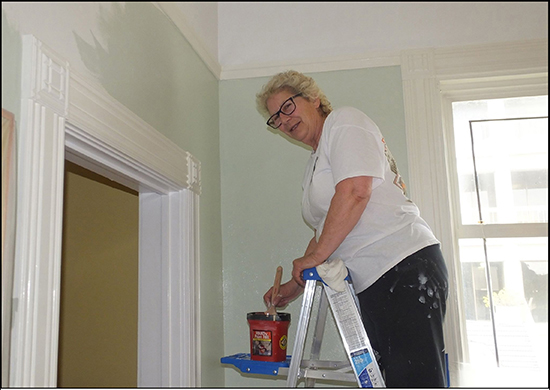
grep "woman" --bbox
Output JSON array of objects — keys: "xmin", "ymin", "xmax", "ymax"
[{"xmin": 257, "ymin": 70, "xmax": 449, "ymax": 388}]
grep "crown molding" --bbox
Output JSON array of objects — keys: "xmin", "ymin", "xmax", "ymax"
[
  {"xmin": 433, "ymin": 38, "xmax": 548, "ymax": 80},
  {"xmin": 217, "ymin": 39, "xmax": 547, "ymax": 81},
  {"xmin": 219, "ymin": 51, "xmax": 402, "ymax": 80}
]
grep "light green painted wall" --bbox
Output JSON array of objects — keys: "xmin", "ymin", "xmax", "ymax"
[
  {"xmin": 1, "ymin": 10, "xmax": 22, "ymax": 119},
  {"xmin": 2, "ymin": 3, "xmax": 223, "ymax": 387},
  {"xmin": 219, "ymin": 67, "xmax": 407, "ymax": 387}
]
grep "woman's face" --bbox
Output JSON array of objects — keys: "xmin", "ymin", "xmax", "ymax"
[{"xmin": 266, "ymin": 90, "xmax": 324, "ymax": 150}]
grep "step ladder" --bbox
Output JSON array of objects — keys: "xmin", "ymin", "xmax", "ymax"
[
  {"xmin": 286, "ymin": 266, "xmax": 385, "ymax": 387},
  {"xmin": 221, "ymin": 266, "xmax": 385, "ymax": 387}
]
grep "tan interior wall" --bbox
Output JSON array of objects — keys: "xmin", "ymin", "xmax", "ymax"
[{"xmin": 57, "ymin": 161, "xmax": 139, "ymax": 388}]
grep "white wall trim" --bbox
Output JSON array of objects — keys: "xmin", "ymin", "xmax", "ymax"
[
  {"xmin": 65, "ymin": 71, "xmax": 192, "ymax": 193},
  {"xmin": 137, "ymin": 188, "xmax": 200, "ymax": 387},
  {"xmin": 219, "ymin": 51, "xmax": 401, "ymax": 80},
  {"xmin": 400, "ymin": 38, "xmax": 548, "ymax": 386},
  {"xmin": 10, "ymin": 35, "xmax": 201, "ymax": 387},
  {"xmin": 220, "ymin": 39, "xmax": 547, "ymax": 81},
  {"xmin": 433, "ymin": 39, "xmax": 548, "ymax": 80},
  {"xmin": 10, "ymin": 35, "xmax": 69, "ymax": 387}
]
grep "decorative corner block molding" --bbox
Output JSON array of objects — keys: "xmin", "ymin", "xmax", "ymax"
[
  {"xmin": 400, "ymin": 49, "xmax": 436, "ymax": 80},
  {"xmin": 22, "ymin": 35, "xmax": 70, "ymax": 116},
  {"xmin": 187, "ymin": 153, "xmax": 201, "ymax": 195}
]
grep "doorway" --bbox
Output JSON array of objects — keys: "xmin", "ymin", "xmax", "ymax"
[
  {"xmin": 57, "ymin": 161, "xmax": 139, "ymax": 388},
  {"xmin": 12, "ymin": 35, "xmax": 200, "ymax": 388}
]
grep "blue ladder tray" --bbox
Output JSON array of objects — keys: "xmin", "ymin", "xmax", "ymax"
[{"xmin": 221, "ymin": 353, "xmax": 291, "ymax": 376}]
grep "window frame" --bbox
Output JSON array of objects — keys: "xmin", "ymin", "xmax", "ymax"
[
  {"xmin": 400, "ymin": 39, "xmax": 548, "ymax": 385},
  {"xmin": 442, "ymin": 81, "xmax": 548, "ymax": 375}
]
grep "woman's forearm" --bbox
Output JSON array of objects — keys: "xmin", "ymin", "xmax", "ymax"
[
  {"xmin": 304, "ymin": 235, "xmax": 318, "ymax": 256},
  {"xmin": 290, "ymin": 176, "xmax": 373, "ymax": 286}
]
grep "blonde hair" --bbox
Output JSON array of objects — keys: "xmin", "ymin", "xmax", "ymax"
[{"xmin": 256, "ymin": 70, "xmax": 332, "ymax": 119}]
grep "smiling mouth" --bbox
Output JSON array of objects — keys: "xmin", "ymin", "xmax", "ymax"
[{"xmin": 289, "ymin": 122, "xmax": 300, "ymax": 133}]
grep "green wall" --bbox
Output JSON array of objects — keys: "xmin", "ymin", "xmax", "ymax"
[
  {"xmin": 219, "ymin": 67, "xmax": 407, "ymax": 387},
  {"xmin": 2, "ymin": 3, "xmax": 223, "ymax": 387},
  {"xmin": 1, "ymin": 9, "xmax": 22, "ymax": 119}
]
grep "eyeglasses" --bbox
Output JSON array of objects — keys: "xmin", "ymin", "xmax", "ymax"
[{"xmin": 266, "ymin": 93, "xmax": 302, "ymax": 129}]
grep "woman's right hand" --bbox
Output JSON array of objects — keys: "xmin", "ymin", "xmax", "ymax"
[{"xmin": 263, "ymin": 279, "xmax": 304, "ymax": 309}]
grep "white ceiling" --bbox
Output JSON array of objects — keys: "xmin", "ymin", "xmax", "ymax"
[{"xmin": 170, "ymin": 1, "xmax": 548, "ymax": 75}]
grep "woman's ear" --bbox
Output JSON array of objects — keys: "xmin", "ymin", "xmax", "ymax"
[{"xmin": 313, "ymin": 97, "xmax": 321, "ymax": 109}]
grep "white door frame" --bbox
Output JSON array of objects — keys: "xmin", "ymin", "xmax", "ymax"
[{"xmin": 9, "ymin": 35, "xmax": 201, "ymax": 387}]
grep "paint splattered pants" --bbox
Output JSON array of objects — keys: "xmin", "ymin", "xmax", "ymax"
[{"xmin": 357, "ymin": 244, "xmax": 449, "ymax": 388}]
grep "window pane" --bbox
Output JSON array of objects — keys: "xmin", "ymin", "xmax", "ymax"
[
  {"xmin": 452, "ymin": 96, "xmax": 548, "ymax": 225},
  {"xmin": 470, "ymin": 118, "xmax": 548, "ymax": 224},
  {"xmin": 459, "ymin": 237, "xmax": 548, "ymax": 371}
]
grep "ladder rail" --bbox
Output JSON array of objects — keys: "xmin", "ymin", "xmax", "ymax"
[
  {"xmin": 325, "ymin": 283, "xmax": 385, "ymax": 387},
  {"xmin": 286, "ymin": 279, "xmax": 317, "ymax": 387},
  {"xmin": 305, "ymin": 286, "xmax": 329, "ymax": 387}
]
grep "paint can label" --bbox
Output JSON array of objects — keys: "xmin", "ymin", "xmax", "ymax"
[
  {"xmin": 252, "ymin": 330, "xmax": 272, "ymax": 356},
  {"xmin": 247, "ymin": 312, "xmax": 290, "ymax": 362}
]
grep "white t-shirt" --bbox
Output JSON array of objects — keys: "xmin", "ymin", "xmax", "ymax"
[{"xmin": 301, "ymin": 107, "xmax": 439, "ymax": 293}]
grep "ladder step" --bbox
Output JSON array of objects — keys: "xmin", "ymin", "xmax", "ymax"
[
  {"xmin": 220, "ymin": 353, "xmax": 358, "ymax": 383},
  {"xmin": 221, "ymin": 353, "xmax": 290, "ymax": 376}
]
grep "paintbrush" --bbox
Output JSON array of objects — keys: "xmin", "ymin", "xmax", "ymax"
[{"xmin": 265, "ymin": 266, "xmax": 283, "ymax": 317}]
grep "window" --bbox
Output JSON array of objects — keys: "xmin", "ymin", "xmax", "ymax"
[{"xmin": 451, "ymin": 96, "xmax": 548, "ymax": 381}]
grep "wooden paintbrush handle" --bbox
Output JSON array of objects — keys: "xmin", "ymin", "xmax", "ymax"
[{"xmin": 271, "ymin": 266, "xmax": 283, "ymax": 306}]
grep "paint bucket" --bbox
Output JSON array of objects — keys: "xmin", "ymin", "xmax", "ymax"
[{"xmin": 247, "ymin": 312, "xmax": 291, "ymax": 362}]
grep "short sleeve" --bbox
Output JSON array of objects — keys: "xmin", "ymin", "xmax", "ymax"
[{"xmin": 327, "ymin": 124, "xmax": 385, "ymax": 188}]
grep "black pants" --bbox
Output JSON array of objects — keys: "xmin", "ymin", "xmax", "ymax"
[{"xmin": 357, "ymin": 244, "xmax": 449, "ymax": 388}]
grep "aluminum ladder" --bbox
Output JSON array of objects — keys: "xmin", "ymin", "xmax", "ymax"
[{"xmin": 286, "ymin": 267, "xmax": 385, "ymax": 387}]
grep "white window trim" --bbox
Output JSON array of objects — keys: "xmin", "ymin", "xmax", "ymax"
[
  {"xmin": 400, "ymin": 38, "xmax": 548, "ymax": 385},
  {"xmin": 9, "ymin": 35, "xmax": 201, "ymax": 387}
]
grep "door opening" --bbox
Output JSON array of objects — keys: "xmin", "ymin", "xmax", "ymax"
[{"xmin": 57, "ymin": 161, "xmax": 139, "ymax": 388}]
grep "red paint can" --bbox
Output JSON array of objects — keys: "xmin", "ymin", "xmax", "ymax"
[{"xmin": 247, "ymin": 312, "xmax": 291, "ymax": 362}]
